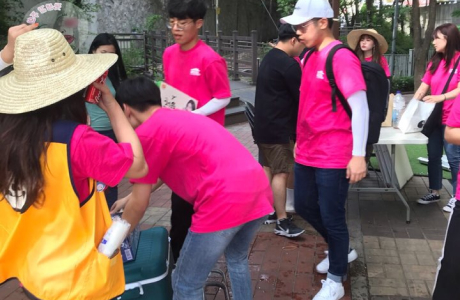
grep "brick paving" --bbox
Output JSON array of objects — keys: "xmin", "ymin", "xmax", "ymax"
[{"xmin": 0, "ymin": 83, "xmax": 452, "ymax": 299}]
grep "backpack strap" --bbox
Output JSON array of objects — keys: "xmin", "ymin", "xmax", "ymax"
[
  {"xmin": 325, "ymin": 44, "xmax": 355, "ymax": 118},
  {"xmin": 302, "ymin": 49, "xmax": 316, "ymax": 68}
]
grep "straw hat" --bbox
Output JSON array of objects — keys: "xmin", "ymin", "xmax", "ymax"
[
  {"xmin": 0, "ymin": 29, "xmax": 117, "ymax": 114},
  {"xmin": 347, "ymin": 29, "xmax": 388, "ymax": 54}
]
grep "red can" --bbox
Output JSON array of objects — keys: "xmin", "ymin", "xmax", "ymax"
[{"xmin": 85, "ymin": 70, "xmax": 109, "ymax": 103}]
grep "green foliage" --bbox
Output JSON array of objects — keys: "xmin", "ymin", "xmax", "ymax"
[
  {"xmin": 145, "ymin": 14, "xmax": 163, "ymax": 32},
  {"xmin": 258, "ymin": 42, "xmax": 274, "ymax": 60},
  {"xmin": 391, "ymin": 76, "xmax": 414, "ymax": 93},
  {"xmin": 276, "ymin": 0, "xmax": 296, "ymax": 16},
  {"xmin": 122, "ymin": 44, "xmax": 145, "ymax": 77},
  {"xmin": 452, "ymin": 9, "xmax": 460, "ymax": 18},
  {"xmin": 0, "ymin": 0, "xmax": 24, "ymax": 48},
  {"xmin": 357, "ymin": 4, "xmax": 413, "ymax": 54}
]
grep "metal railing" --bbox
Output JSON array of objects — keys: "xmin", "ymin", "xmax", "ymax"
[{"xmin": 113, "ymin": 30, "xmax": 259, "ymax": 84}]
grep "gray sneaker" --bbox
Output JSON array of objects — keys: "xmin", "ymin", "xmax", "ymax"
[
  {"xmin": 264, "ymin": 212, "xmax": 293, "ymax": 225},
  {"xmin": 417, "ymin": 193, "xmax": 440, "ymax": 205},
  {"xmin": 274, "ymin": 218, "xmax": 304, "ymax": 238}
]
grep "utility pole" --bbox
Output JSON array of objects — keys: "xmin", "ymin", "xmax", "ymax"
[
  {"xmin": 215, "ymin": 0, "xmax": 220, "ymax": 36},
  {"xmin": 390, "ymin": 0, "xmax": 400, "ymax": 76}
]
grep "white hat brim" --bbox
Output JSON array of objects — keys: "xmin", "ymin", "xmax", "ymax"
[
  {"xmin": 280, "ymin": 15, "xmax": 313, "ymax": 26},
  {"xmin": 0, "ymin": 53, "xmax": 118, "ymax": 114}
]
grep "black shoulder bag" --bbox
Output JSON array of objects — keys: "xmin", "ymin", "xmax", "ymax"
[{"xmin": 422, "ymin": 57, "xmax": 460, "ymax": 137}]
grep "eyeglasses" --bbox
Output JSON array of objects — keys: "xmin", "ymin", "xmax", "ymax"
[
  {"xmin": 167, "ymin": 20, "xmax": 195, "ymax": 30},
  {"xmin": 293, "ymin": 19, "xmax": 317, "ymax": 32}
]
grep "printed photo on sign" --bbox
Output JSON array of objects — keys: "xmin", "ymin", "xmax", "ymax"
[
  {"xmin": 23, "ymin": 1, "xmax": 89, "ymax": 53},
  {"xmin": 159, "ymin": 82, "xmax": 199, "ymax": 111}
]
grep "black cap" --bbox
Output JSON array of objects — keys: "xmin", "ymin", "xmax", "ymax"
[{"xmin": 278, "ymin": 23, "xmax": 298, "ymax": 40}]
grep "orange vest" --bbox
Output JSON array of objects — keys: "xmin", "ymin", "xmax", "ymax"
[{"xmin": 0, "ymin": 121, "xmax": 125, "ymax": 300}]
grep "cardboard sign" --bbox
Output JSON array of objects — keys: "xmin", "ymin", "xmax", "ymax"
[
  {"xmin": 382, "ymin": 93, "xmax": 394, "ymax": 127},
  {"xmin": 159, "ymin": 82, "xmax": 198, "ymax": 112}
]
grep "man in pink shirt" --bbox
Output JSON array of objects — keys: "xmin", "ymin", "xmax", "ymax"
[
  {"xmin": 112, "ymin": 76, "xmax": 273, "ymax": 300},
  {"xmin": 281, "ymin": 1, "xmax": 369, "ymax": 299},
  {"xmin": 162, "ymin": 0, "xmax": 232, "ymax": 263}
]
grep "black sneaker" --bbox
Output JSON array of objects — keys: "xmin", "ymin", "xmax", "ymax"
[
  {"xmin": 263, "ymin": 212, "xmax": 293, "ymax": 225},
  {"xmin": 417, "ymin": 193, "xmax": 441, "ymax": 204},
  {"xmin": 274, "ymin": 218, "xmax": 305, "ymax": 238}
]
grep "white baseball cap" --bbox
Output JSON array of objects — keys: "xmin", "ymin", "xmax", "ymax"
[{"xmin": 280, "ymin": 0, "xmax": 334, "ymax": 25}]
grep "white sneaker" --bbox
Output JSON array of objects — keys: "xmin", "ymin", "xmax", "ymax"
[
  {"xmin": 316, "ymin": 249, "xmax": 358, "ymax": 274},
  {"xmin": 313, "ymin": 278, "xmax": 345, "ymax": 300},
  {"xmin": 443, "ymin": 197, "xmax": 457, "ymax": 213}
]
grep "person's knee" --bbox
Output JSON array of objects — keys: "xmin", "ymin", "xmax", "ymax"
[{"xmin": 321, "ymin": 214, "xmax": 347, "ymax": 234}]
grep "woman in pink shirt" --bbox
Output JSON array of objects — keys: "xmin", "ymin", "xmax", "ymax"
[
  {"xmin": 0, "ymin": 28, "xmax": 147, "ymax": 299},
  {"xmin": 413, "ymin": 23, "xmax": 460, "ymax": 212},
  {"xmin": 347, "ymin": 28, "xmax": 391, "ymax": 77}
]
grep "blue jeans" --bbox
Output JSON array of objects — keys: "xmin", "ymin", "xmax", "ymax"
[
  {"xmin": 427, "ymin": 125, "xmax": 460, "ymax": 195},
  {"xmin": 172, "ymin": 216, "xmax": 267, "ymax": 300},
  {"xmin": 294, "ymin": 163, "xmax": 349, "ymax": 280}
]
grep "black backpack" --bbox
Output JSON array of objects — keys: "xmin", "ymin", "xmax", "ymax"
[{"xmin": 304, "ymin": 44, "xmax": 390, "ymax": 145}]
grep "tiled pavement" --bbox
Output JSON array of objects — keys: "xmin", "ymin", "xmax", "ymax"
[{"xmin": 0, "ymin": 91, "xmax": 452, "ymax": 299}]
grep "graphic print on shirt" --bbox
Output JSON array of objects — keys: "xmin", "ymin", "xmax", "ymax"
[
  {"xmin": 190, "ymin": 68, "xmax": 201, "ymax": 76},
  {"xmin": 5, "ymin": 185, "xmax": 27, "ymax": 210},
  {"xmin": 316, "ymin": 70, "xmax": 325, "ymax": 80}
]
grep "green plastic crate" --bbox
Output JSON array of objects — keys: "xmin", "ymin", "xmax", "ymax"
[{"xmin": 117, "ymin": 227, "xmax": 173, "ymax": 300}]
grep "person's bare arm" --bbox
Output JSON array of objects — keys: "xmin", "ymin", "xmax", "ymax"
[
  {"xmin": 423, "ymin": 82, "xmax": 460, "ymax": 103},
  {"xmin": 110, "ymin": 180, "xmax": 164, "ymax": 214},
  {"xmin": 1, "ymin": 23, "xmax": 39, "ymax": 64},
  {"xmin": 121, "ymin": 184, "xmax": 152, "ymax": 233},
  {"xmin": 94, "ymin": 81, "xmax": 148, "ymax": 179},
  {"xmin": 414, "ymin": 82, "xmax": 430, "ymax": 101}
]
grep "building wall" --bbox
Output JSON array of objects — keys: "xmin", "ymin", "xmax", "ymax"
[{"xmin": 95, "ymin": 0, "xmax": 165, "ymax": 33}]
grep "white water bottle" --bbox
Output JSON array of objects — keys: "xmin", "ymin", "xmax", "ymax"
[
  {"xmin": 392, "ymin": 91, "xmax": 405, "ymax": 128},
  {"xmin": 98, "ymin": 215, "xmax": 131, "ymax": 258}
]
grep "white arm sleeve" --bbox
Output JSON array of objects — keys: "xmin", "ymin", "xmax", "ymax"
[
  {"xmin": 348, "ymin": 90, "xmax": 369, "ymax": 157},
  {"xmin": 0, "ymin": 51, "xmax": 12, "ymax": 71},
  {"xmin": 192, "ymin": 97, "xmax": 231, "ymax": 116}
]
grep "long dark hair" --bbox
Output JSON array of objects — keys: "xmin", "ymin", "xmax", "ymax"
[
  {"xmin": 429, "ymin": 23, "xmax": 460, "ymax": 74},
  {"xmin": 354, "ymin": 34, "xmax": 383, "ymax": 66},
  {"xmin": 88, "ymin": 33, "xmax": 127, "ymax": 90},
  {"xmin": 0, "ymin": 91, "xmax": 87, "ymax": 212}
]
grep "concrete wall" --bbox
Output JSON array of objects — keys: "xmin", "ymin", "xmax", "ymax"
[{"xmin": 95, "ymin": 0, "xmax": 165, "ymax": 34}]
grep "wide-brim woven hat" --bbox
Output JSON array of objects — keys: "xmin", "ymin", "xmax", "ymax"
[
  {"xmin": 347, "ymin": 29, "xmax": 388, "ymax": 54},
  {"xmin": 0, "ymin": 28, "xmax": 117, "ymax": 114}
]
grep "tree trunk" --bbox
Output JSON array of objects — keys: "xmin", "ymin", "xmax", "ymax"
[
  {"xmin": 366, "ymin": 0, "xmax": 374, "ymax": 24},
  {"xmin": 412, "ymin": 0, "xmax": 436, "ymax": 90}
]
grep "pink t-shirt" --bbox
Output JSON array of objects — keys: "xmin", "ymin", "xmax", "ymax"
[
  {"xmin": 70, "ymin": 125, "xmax": 134, "ymax": 202},
  {"xmin": 131, "ymin": 108, "xmax": 273, "ymax": 233},
  {"xmin": 296, "ymin": 41, "xmax": 366, "ymax": 169},
  {"xmin": 422, "ymin": 52, "xmax": 460, "ymax": 124},
  {"xmin": 447, "ymin": 101, "xmax": 460, "ymax": 198},
  {"xmin": 365, "ymin": 56, "xmax": 391, "ymax": 77},
  {"xmin": 163, "ymin": 40, "xmax": 232, "ymax": 125}
]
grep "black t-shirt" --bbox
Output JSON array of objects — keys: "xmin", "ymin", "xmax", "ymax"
[{"xmin": 253, "ymin": 48, "xmax": 301, "ymax": 144}]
